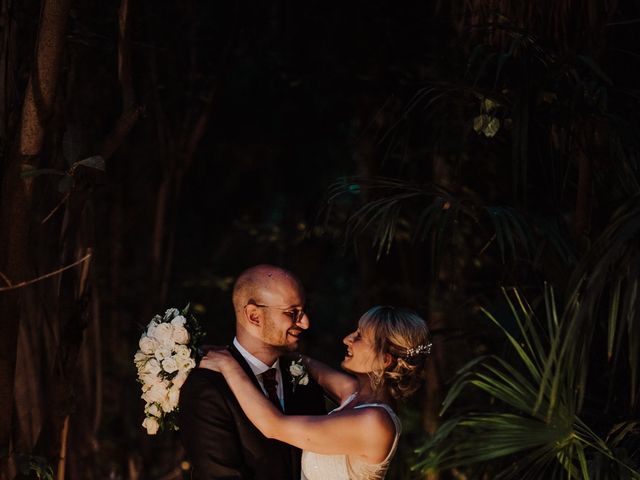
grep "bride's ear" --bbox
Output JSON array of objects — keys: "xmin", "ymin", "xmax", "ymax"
[
  {"xmin": 383, "ymin": 353, "xmax": 393, "ymax": 368},
  {"xmin": 244, "ymin": 304, "xmax": 262, "ymax": 326}
]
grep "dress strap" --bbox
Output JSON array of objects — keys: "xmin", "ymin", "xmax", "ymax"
[
  {"xmin": 329, "ymin": 391, "xmax": 358, "ymax": 414},
  {"xmin": 353, "ymin": 403, "xmax": 402, "ymax": 463}
]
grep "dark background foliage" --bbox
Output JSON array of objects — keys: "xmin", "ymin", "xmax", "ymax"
[{"xmin": 1, "ymin": 0, "xmax": 639, "ymax": 479}]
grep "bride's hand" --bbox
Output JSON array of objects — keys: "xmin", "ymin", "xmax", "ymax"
[{"xmin": 199, "ymin": 348, "xmax": 236, "ymax": 373}]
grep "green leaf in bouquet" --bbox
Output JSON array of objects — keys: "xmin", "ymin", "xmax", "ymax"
[{"xmin": 160, "ymin": 370, "xmax": 179, "ymax": 381}]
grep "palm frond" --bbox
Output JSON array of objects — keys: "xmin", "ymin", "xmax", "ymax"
[
  {"xmin": 325, "ymin": 176, "xmax": 575, "ymax": 267},
  {"xmin": 415, "ymin": 287, "xmax": 640, "ymax": 479},
  {"xmin": 567, "ymin": 194, "xmax": 640, "ymax": 407}
]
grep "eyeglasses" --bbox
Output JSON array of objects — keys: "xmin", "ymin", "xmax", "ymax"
[{"xmin": 247, "ymin": 301, "xmax": 307, "ymax": 323}]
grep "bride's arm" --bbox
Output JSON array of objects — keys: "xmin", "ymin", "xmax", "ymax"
[
  {"xmin": 301, "ymin": 355, "xmax": 357, "ymax": 403},
  {"xmin": 200, "ymin": 351, "xmax": 393, "ymax": 462}
]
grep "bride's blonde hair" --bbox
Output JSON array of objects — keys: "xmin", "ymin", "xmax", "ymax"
[{"xmin": 359, "ymin": 306, "xmax": 431, "ymax": 401}]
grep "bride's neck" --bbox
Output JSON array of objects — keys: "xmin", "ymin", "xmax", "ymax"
[{"xmin": 353, "ymin": 375, "xmax": 391, "ymax": 405}]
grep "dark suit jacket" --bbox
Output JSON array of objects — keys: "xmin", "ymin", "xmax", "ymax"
[{"xmin": 179, "ymin": 345, "xmax": 326, "ymax": 480}]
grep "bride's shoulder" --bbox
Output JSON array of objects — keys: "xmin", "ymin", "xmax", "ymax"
[
  {"xmin": 344, "ymin": 406, "xmax": 397, "ymax": 463},
  {"xmin": 348, "ymin": 405, "xmax": 396, "ymax": 434}
]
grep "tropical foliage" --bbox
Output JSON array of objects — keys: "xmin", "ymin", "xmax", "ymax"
[
  {"xmin": 325, "ymin": 1, "xmax": 640, "ymax": 478},
  {"xmin": 415, "ymin": 286, "xmax": 639, "ymax": 479}
]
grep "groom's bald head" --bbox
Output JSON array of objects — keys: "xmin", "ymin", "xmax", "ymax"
[
  {"xmin": 232, "ymin": 265, "xmax": 303, "ymax": 319},
  {"xmin": 233, "ymin": 265, "xmax": 307, "ymax": 361}
]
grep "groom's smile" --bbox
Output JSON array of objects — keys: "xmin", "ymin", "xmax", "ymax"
[
  {"xmin": 260, "ymin": 312, "xmax": 309, "ymax": 352},
  {"xmin": 287, "ymin": 328, "xmax": 303, "ymax": 338}
]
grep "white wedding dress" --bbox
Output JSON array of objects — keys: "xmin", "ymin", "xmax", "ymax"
[{"xmin": 300, "ymin": 393, "xmax": 401, "ymax": 480}]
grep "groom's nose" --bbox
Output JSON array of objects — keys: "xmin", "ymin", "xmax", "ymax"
[{"xmin": 296, "ymin": 312, "xmax": 309, "ymax": 330}]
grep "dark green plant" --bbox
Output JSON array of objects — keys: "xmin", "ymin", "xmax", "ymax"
[
  {"xmin": 327, "ymin": 176, "xmax": 575, "ymax": 267},
  {"xmin": 413, "ymin": 287, "xmax": 639, "ymax": 479},
  {"xmin": 16, "ymin": 455, "xmax": 54, "ymax": 480},
  {"xmin": 566, "ymin": 194, "xmax": 640, "ymax": 409}
]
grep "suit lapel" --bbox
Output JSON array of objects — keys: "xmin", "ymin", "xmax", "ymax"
[
  {"xmin": 228, "ymin": 344, "xmax": 263, "ymax": 391},
  {"xmin": 230, "ymin": 344, "xmax": 287, "ymax": 412}
]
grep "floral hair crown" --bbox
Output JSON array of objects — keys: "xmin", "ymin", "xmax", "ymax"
[{"xmin": 404, "ymin": 342, "xmax": 432, "ymax": 358}]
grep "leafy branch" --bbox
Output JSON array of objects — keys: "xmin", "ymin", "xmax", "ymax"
[{"xmin": 21, "ymin": 155, "xmax": 106, "ymax": 193}]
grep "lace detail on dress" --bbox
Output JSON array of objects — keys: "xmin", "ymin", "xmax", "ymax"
[{"xmin": 300, "ymin": 394, "xmax": 401, "ymax": 480}]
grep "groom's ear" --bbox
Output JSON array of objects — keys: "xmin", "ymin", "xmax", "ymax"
[{"xmin": 244, "ymin": 304, "xmax": 262, "ymax": 326}]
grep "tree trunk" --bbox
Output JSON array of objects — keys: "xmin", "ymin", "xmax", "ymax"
[{"xmin": 0, "ymin": 0, "xmax": 71, "ymax": 469}]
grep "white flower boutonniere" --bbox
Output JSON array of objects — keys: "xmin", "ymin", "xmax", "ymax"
[{"xmin": 289, "ymin": 356, "xmax": 309, "ymax": 393}]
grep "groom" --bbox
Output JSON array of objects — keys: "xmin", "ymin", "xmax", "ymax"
[{"xmin": 179, "ymin": 265, "xmax": 326, "ymax": 479}]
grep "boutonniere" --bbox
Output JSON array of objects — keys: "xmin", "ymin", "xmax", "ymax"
[{"xmin": 289, "ymin": 356, "xmax": 309, "ymax": 393}]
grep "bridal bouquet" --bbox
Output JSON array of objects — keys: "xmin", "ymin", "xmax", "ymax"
[{"xmin": 134, "ymin": 306, "xmax": 205, "ymax": 434}]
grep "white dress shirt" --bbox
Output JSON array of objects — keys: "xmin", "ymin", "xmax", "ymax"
[{"xmin": 233, "ymin": 337, "xmax": 284, "ymax": 409}]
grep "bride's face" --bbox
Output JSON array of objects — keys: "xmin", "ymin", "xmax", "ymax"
[{"xmin": 341, "ymin": 325, "xmax": 383, "ymax": 374}]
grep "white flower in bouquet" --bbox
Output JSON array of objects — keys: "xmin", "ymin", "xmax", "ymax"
[
  {"xmin": 142, "ymin": 381, "xmax": 169, "ymax": 404},
  {"xmin": 161, "ymin": 386, "xmax": 180, "ymax": 412},
  {"xmin": 139, "ymin": 335, "xmax": 158, "ymax": 355},
  {"xmin": 142, "ymin": 358, "xmax": 162, "ymax": 375},
  {"xmin": 172, "ymin": 325, "xmax": 190, "ymax": 345},
  {"xmin": 154, "ymin": 346, "xmax": 172, "ymax": 361},
  {"xmin": 174, "ymin": 344, "xmax": 191, "ymax": 359},
  {"xmin": 172, "ymin": 370, "xmax": 189, "ymax": 389},
  {"xmin": 134, "ymin": 351, "xmax": 148, "ymax": 367},
  {"xmin": 140, "ymin": 371, "xmax": 161, "ymax": 388},
  {"xmin": 152, "ymin": 323, "xmax": 175, "ymax": 346},
  {"xmin": 134, "ymin": 304, "xmax": 205, "ymax": 435},
  {"xmin": 145, "ymin": 403, "xmax": 161, "ymax": 418},
  {"xmin": 177, "ymin": 356, "xmax": 196, "ymax": 372},
  {"xmin": 162, "ymin": 357, "xmax": 179, "ymax": 374},
  {"xmin": 142, "ymin": 417, "xmax": 160, "ymax": 435}
]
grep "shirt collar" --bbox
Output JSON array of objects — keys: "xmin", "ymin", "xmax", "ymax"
[{"xmin": 233, "ymin": 337, "xmax": 279, "ymax": 376}]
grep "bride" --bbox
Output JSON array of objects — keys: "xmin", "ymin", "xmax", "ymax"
[{"xmin": 199, "ymin": 305, "xmax": 431, "ymax": 480}]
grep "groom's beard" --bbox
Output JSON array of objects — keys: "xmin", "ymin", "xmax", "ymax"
[
  {"xmin": 262, "ymin": 322, "xmax": 304, "ymax": 353},
  {"xmin": 279, "ymin": 328, "xmax": 304, "ymax": 352}
]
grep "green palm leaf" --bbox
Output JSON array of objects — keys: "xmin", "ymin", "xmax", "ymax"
[
  {"xmin": 567, "ymin": 194, "xmax": 640, "ymax": 407},
  {"xmin": 415, "ymin": 287, "xmax": 640, "ymax": 479},
  {"xmin": 325, "ymin": 176, "xmax": 574, "ymax": 267}
]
